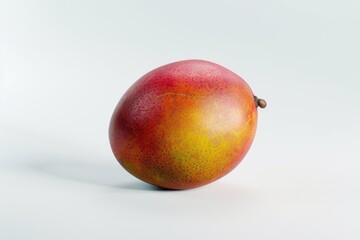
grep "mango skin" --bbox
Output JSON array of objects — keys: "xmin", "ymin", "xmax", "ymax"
[{"xmin": 109, "ymin": 60, "xmax": 257, "ymax": 189}]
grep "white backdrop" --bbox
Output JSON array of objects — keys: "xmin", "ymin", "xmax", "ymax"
[{"xmin": 1, "ymin": 1, "xmax": 360, "ymax": 239}]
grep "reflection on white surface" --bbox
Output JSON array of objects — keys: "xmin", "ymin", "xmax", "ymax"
[{"xmin": 1, "ymin": 124, "xmax": 359, "ymax": 239}]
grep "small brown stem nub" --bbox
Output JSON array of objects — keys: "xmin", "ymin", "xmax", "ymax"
[{"xmin": 254, "ymin": 96, "xmax": 267, "ymax": 109}]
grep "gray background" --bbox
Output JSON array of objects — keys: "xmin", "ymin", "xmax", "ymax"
[{"xmin": 1, "ymin": 0, "xmax": 359, "ymax": 239}]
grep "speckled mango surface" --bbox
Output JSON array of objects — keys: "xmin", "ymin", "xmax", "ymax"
[{"xmin": 109, "ymin": 60, "xmax": 258, "ymax": 189}]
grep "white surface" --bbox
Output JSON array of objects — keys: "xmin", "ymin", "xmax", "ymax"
[{"xmin": 1, "ymin": 0, "xmax": 360, "ymax": 239}]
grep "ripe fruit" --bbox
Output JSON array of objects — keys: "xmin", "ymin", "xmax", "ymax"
[{"xmin": 109, "ymin": 60, "xmax": 266, "ymax": 189}]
